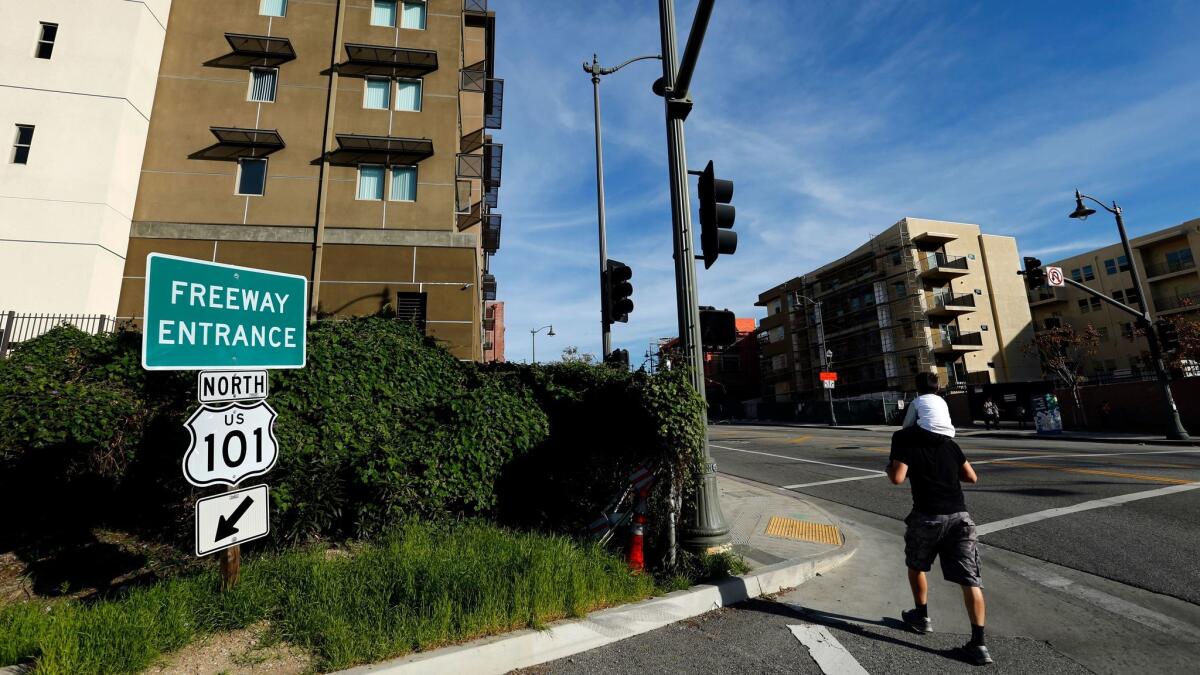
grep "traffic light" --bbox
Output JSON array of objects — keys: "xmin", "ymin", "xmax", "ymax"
[
  {"xmin": 699, "ymin": 306, "xmax": 738, "ymax": 349},
  {"xmin": 696, "ymin": 160, "xmax": 736, "ymax": 269},
  {"xmin": 1022, "ymin": 257, "xmax": 1046, "ymax": 289},
  {"xmin": 606, "ymin": 348, "xmax": 630, "ymax": 369},
  {"xmin": 602, "ymin": 259, "xmax": 634, "ymax": 324},
  {"xmin": 1157, "ymin": 319, "xmax": 1181, "ymax": 353}
]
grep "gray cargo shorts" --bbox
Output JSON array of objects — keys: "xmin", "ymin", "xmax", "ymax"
[{"xmin": 904, "ymin": 510, "xmax": 982, "ymax": 587}]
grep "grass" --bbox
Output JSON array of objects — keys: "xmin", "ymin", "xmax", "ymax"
[{"xmin": 0, "ymin": 520, "xmax": 658, "ymax": 674}]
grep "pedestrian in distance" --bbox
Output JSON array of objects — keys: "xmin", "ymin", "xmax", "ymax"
[
  {"xmin": 1015, "ymin": 404, "xmax": 1028, "ymax": 431},
  {"xmin": 890, "ymin": 372, "xmax": 992, "ymax": 666},
  {"xmin": 982, "ymin": 397, "xmax": 1000, "ymax": 430}
]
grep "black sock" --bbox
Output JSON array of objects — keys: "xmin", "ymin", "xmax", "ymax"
[
  {"xmin": 971, "ymin": 624, "xmax": 985, "ymax": 646},
  {"xmin": 915, "ymin": 603, "xmax": 928, "ymax": 619}
]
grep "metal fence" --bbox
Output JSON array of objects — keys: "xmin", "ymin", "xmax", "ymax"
[{"xmin": 0, "ymin": 311, "xmax": 114, "ymax": 356}]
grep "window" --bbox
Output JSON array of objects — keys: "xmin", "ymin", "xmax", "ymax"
[
  {"xmin": 893, "ymin": 281, "xmax": 906, "ymax": 299},
  {"xmin": 1089, "ymin": 297, "xmax": 1101, "ymax": 311},
  {"xmin": 1044, "ymin": 317, "xmax": 1062, "ymax": 330},
  {"xmin": 259, "ymin": 0, "xmax": 287, "ymax": 17},
  {"xmin": 1104, "ymin": 258, "xmax": 1117, "ymax": 276},
  {"xmin": 1078, "ymin": 299, "xmax": 1090, "ymax": 314},
  {"xmin": 1082, "ymin": 265, "xmax": 1095, "ymax": 281},
  {"xmin": 1125, "ymin": 287, "xmax": 1140, "ymax": 305},
  {"xmin": 401, "ymin": 1, "xmax": 427, "ymax": 29},
  {"xmin": 1112, "ymin": 290, "xmax": 1124, "ymax": 304},
  {"xmin": 371, "ymin": 0, "xmax": 397, "ymax": 26},
  {"xmin": 1071, "ymin": 268, "xmax": 1082, "ymax": 282},
  {"xmin": 395, "ymin": 78, "xmax": 422, "ymax": 111},
  {"xmin": 35, "ymin": 22, "xmax": 57, "ymax": 59},
  {"xmin": 768, "ymin": 299, "xmax": 781, "ymax": 315},
  {"xmin": 357, "ymin": 165, "xmax": 384, "ymax": 200},
  {"xmin": 1166, "ymin": 248, "xmax": 1195, "ymax": 271},
  {"xmin": 363, "ymin": 77, "xmax": 390, "ymax": 109},
  {"xmin": 248, "ymin": 68, "xmax": 277, "ymax": 102},
  {"xmin": 1117, "ymin": 255, "xmax": 1129, "ymax": 271},
  {"xmin": 396, "ymin": 291, "xmax": 427, "ymax": 332},
  {"xmin": 900, "ymin": 319, "xmax": 914, "ymax": 338},
  {"xmin": 1097, "ymin": 326, "xmax": 1109, "ymax": 341},
  {"xmin": 11, "ymin": 125, "xmax": 34, "ymax": 164},
  {"xmin": 768, "ymin": 327, "xmax": 784, "ymax": 343},
  {"xmin": 236, "ymin": 158, "xmax": 268, "ymax": 196},
  {"xmin": 389, "ymin": 166, "xmax": 416, "ymax": 201}
]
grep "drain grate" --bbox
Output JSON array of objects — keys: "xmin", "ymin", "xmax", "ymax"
[{"xmin": 764, "ymin": 516, "xmax": 842, "ymax": 546}]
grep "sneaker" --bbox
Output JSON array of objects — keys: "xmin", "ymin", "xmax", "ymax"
[
  {"xmin": 958, "ymin": 642, "xmax": 994, "ymax": 666},
  {"xmin": 901, "ymin": 608, "xmax": 932, "ymax": 634}
]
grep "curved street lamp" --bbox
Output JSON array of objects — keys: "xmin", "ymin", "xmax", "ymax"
[
  {"xmin": 582, "ymin": 53, "xmax": 661, "ymax": 359},
  {"xmin": 529, "ymin": 325, "xmax": 555, "ymax": 364},
  {"xmin": 1068, "ymin": 190, "xmax": 1189, "ymax": 440}
]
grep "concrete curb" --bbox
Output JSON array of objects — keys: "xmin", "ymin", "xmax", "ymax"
[
  {"xmin": 719, "ymin": 420, "xmax": 1200, "ymax": 447},
  {"xmin": 338, "ymin": 537, "xmax": 857, "ymax": 675}
]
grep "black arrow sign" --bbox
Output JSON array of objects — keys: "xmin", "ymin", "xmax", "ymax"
[{"xmin": 215, "ymin": 495, "xmax": 254, "ymax": 541}]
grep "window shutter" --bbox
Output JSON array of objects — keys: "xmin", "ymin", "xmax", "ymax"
[{"xmin": 250, "ymin": 69, "xmax": 277, "ymax": 102}]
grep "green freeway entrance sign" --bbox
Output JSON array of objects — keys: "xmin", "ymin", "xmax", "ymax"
[{"xmin": 142, "ymin": 254, "xmax": 307, "ymax": 370}]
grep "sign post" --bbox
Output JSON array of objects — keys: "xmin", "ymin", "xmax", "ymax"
[{"xmin": 140, "ymin": 253, "xmax": 305, "ymax": 591}]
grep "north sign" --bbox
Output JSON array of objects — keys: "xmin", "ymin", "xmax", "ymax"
[
  {"xmin": 183, "ymin": 401, "xmax": 279, "ymax": 487},
  {"xmin": 195, "ymin": 484, "xmax": 270, "ymax": 556},
  {"xmin": 142, "ymin": 253, "xmax": 306, "ymax": 370},
  {"xmin": 198, "ymin": 369, "xmax": 268, "ymax": 404}
]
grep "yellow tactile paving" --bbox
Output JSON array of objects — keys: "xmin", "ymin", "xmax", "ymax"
[
  {"xmin": 787, "ymin": 435, "xmax": 813, "ymax": 445},
  {"xmin": 991, "ymin": 460, "xmax": 1195, "ymax": 485},
  {"xmin": 764, "ymin": 516, "xmax": 843, "ymax": 545}
]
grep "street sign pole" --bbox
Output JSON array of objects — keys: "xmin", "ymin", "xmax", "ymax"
[{"xmin": 219, "ymin": 484, "xmax": 241, "ymax": 590}]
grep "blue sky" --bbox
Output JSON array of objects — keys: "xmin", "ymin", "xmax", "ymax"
[{"xmin": 490, "ymin": 1, "xmax": 1200, "ymax": 364}]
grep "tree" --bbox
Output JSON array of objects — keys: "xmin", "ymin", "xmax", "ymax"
[
  {"xmin": 560, "ymin": 345, "xmax": 596, "ymax": 364},
  {"xmin": 1024, "ymin": 323, "xmax": 1101, "ymax": 428}
]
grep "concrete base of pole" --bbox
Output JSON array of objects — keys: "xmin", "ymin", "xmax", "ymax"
[{"xmin": 679, "ymin": 468, "xmax": 731, "ymax": 552}]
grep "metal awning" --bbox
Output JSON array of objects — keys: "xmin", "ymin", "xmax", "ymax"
[
  {"xmin": 343, "ymin": 43, "xmax": 438, "ymax": 77},
  {"xmin": 225, "ymin": 33, "xmax": 296, "ymax": 63},
  {"xmin": 328, "ymin": 134, "xmax": 434, "ymax": 166},
  {"xmin": 193, "ymin": 127, "xmax": 285, "ymax": 160}
]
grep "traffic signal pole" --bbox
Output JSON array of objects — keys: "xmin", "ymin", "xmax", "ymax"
[
  {"xmin": 586, "ymin": 56, "xmax": 612, "ymax": 360},
  {"xmin": 656, "ymin": 0, "xmax": 729, "ymax": 552}
]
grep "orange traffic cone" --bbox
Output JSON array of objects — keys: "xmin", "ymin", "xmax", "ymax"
[{"xmin": 628, "ymin": 512, "xmax": 646, "ymax": 572}]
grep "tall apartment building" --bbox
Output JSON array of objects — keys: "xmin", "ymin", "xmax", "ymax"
[
  {"xmin": 757, "ymin": 218, "xmax": 1041, "ymax": 401},
  {"xmin": 1028, "ymin": 218, "xmax": 1200, "ymax": 376},
  {"xmin": 115, "ymin": 0, "xmax": 503, "ymax": 360},
  {"xmin": 1, "ymin": 0, "xmax": 171, "ymax": 315}
]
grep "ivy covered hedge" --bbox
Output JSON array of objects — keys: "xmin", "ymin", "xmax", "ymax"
[{"xmin": 0, "ymin": 318, "xmax": 705, "ymax": 560}]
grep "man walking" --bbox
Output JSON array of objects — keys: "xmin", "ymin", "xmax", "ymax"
[{"xmin": 890, "ymin": 372, "xmax": 992, "ymax": 666}]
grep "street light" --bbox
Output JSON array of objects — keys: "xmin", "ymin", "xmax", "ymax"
[
  {"xmin": 530, "ymin": 325, "xmax": 555, "ymax": 364},
  {"xmin": 793, "ymin": 291, "xmax": 838, "ymax": 426},
  {"xmin": 1068, "ymin": 190, "xmax": 1189, "ymax": 440},
  {"xmin": 583, "ymin": 53, "xmax": 661, "ymax": 359}
]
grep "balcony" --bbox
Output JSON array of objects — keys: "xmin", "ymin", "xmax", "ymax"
[
  {"xmin": 484, "ymin": 142, "xmax": 502, "ymax": 188},
  {"xmin": 1029, "ymin": 288, "xmax": 1067, "ymax": 306},
  {"xmin": 484, "ymin": 184, "xmax": 498, "ymax": 210},
  {"xmin": 482, "ymin": 213, "xmax": 501, "ymax": 253},
  {"xmin": 1153, "ymin": 289, "xmax": 1199, "ymax": 314},
  {"xmin": 1144, "ymin": 258, "xmax": 1196, "ymax": 281},
  {"xmin": 919, "ymin": 253, "xmax": 970, "ymax": 279},
  {"xmin": 484, "ymin": 78, "xmax": 503, "ymax": 129},
  {"xmin": 927, "ymin": 292, "xmax": 976, "ymax": 316},
  {"xmin": 933, "ymin": 330, "xmax": 984, "ymax": 353},
  {"xmin": 481, "ymin": 273, "xmax": 497, "ymax": 301},
  {"xmin": 464, "ymin": 0, "xmax": 487, "ymax": 13}
]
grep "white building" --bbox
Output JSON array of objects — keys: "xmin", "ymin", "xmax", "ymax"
[{"xmin": 0, "ymin": 0, "xmax": 170, "ymax": 316}]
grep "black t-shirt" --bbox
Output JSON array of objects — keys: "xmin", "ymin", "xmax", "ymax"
[{"xmin": 890, "ymin": 432, "xmax": 968, "ymax": 515}]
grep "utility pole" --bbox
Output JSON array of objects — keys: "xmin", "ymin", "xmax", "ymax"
[
  {"xmin": 584, "ymin": 54, "xmax": 660, "ymax": 360},
  {"xmin": 655, "ymin": 0, "xmax": 729, "ymax": 552},
  {"xmin": 794, "ymin": 291, "xmax": 837, "ymax": 426}
]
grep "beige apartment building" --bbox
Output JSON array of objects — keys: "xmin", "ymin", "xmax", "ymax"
[
  {"xmin": 1028, "ymin": 218, "xmax": 1200, "ymax": 376},
  {"xmin": 757, "ymin": 218, "xmax": 1041, "ymax": 401},
  {"xmin": 116, "ymin": 0, "xmax": 503, "ymax": 360}
]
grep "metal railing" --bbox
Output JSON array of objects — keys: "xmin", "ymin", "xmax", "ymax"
[
  {"xmin": 1, "ymin": 311, "xmax": 113, "ymax": 356},
  {"xmin": 1153, "ymin": 290, "xmax": 1199, "ymax": 312},
  {"xmin": 934, "ymin": 293, "xmax": 976, "ymax": 308},
  {"xmin": 922, "ymin": 253, "xmax": 969, "ymax": 273},
  {"xmin": 481, "ymin": 273, "xmax": 497, "ymax": 301},
  {"xmin": 484, "ymin": 142, "xmax": 502, "ymax": 188},
  {"xmin": 939, "ymin": 330, "xmax": 983, "ymax": 348},
  {"xmin": 456, "ymin": 152, "xmax": 484, "ymax": 179},
  {"xmin": 482, "ymin": 213, "xmax": 501, "ymax": 253},
  {"xmin": 460, "ymin": 68, "xmax": 487, "ymax": 93},
  {"xmin": 463, "ymin": 0, "xmax": 487, "ymax": 13},
  {"xmin": 484, "ymin": 78, "xmax": 504, "ymax": 129},
  {"xmin": 1143, "ymin": 258, "xmax": 1196, "ymax": 278}
]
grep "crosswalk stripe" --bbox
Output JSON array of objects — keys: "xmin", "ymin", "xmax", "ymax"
[{"xmin": 788, "ymin": 624, "xmax": 870, "ymax": 675}]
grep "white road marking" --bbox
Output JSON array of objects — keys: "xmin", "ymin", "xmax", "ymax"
[
  {"xmin": 709, "ymin": 444, "xmax": 885, "ymax": 476},
  {"xmin": 783, "ymin": 475, "xmax": 887, "ymax": 489},
  {"xmin": 974, "ymin": 448, "xmax": 1200, "ymax": 465},
  {"xmin": 999, "ymin": 554, "xmax": 1200, "ymax": 641},
  {"xmin": 788, "ymin": 624, "xmax": 870, "ymax": 675},
  {"xmin": 976, "ymin": 482, "xmax": 1200, "ymax": 535}
]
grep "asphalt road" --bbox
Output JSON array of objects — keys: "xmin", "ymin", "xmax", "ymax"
[{"xmin": 709, "ymin": 424, "xmax": 1200, "ymax": 605}]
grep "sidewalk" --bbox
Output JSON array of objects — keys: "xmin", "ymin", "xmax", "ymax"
[
  {"xmin": 340, "ymin": 475, "xmax": 855, "ymax": 675},
  {"xmin": 721, "ymin": 419, "xmax": 1200, "ymax": 446}
]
